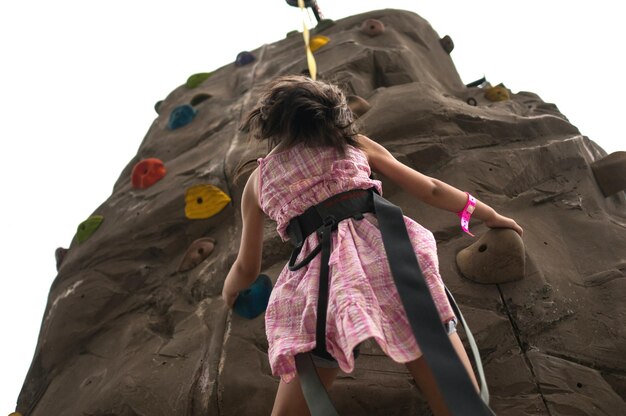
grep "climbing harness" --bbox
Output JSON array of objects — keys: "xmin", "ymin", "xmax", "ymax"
[{"xmin": 287, "ymin": 188, "xmax": 495, "ymax": 415}]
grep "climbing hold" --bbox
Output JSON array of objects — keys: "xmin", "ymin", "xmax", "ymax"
[
  {"xmin": 360, "ymin": 19, "xmax": 385, "ymax": 37},
  {"xmin": 154, "ymin": 100, "xmax": 163, "ymax": 114},
  {"xmin": 590, "ymin": 151, "xmax": 626, "ymax": 197},
  {"xmin": 346, "ymin": 95, "xmax": 371, "ymax": 118},
  {"xmin": 440, "ymin": 35, "xmax": 454, "ymax": 53},
  {"xmin": 184, "ymin": 184, "xmax": 231, "ymax": 220},
  {"xmin": 186, "ymin": 72, "xmax": 212, "ymax": 89},
  {"xmin": 234, "ymin": 274, "xmax": 273, "ymax": 319},
  {"xmin": 314, "ymin": 19, "xmax": 335, "ymax": 33},
  {"xmin": 309, "ymin": 35, "xmax": 330, "ymax": 52},
  {"xmin": 190, "ymin": 93, "xmax": 211, "ymax": 107},
  {"xmin": 484, "ymin": 85, "xmax": 510, "ymax": 102},
  {"xmin": 76, "ymin": 215, "xmax": 104, "ymax": 244},
  {"xmin": 9, "ymin": 413, "xmax": 23, "ymax": 416},
  {"xmin": 235, "ymin": 51, "xmax": 255, "ymax": 67},
  {"xmin": 55, "ymin": 247, "xmax": 69, "ymax": 271},
  {"xmin": 178, "ymin": 237, "xmax": 216, "ymax": 272},
  {"xmin": 168, "ymin": 104, "xmax": 197, "ymax": 130},
  {"xmin": 456, "ymin": 229, "xmax": 525, "ymax": 284},
  {"xmin": 131, "ymin": 158, "xmax": 166, "ymax": 189},
  {"xmin": 466, "ymin": 97, "xmax": 477, "ymax": 106}
]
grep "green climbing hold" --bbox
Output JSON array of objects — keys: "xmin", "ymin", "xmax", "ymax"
[
  {"xmin": 76, "ymin": 215, "xmax": 104, "ymax": 243},
  {"xmin": 313, "ymin": 19, "xmax": 335, "ymax": 33},
  {"xmin": 186, "ymin": 72, "xmax": 213, "ymax": 89}
]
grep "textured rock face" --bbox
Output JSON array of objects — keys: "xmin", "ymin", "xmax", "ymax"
[{"xmin": 17, "ymin": 9, "xmax": 626, "ymax": 415}]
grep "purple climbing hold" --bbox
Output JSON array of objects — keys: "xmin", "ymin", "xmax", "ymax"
[
  {"xmin": 55, "ymin": 247, "xmax": 69, "ymax": 271},
  {"xmin": 235, "ymin": 51, "xmax": 255, "ymax": 67},
  {"xmin": 168, "ymin": 104, "xmax": 197, "ymax": 130},
  {"xmin": 440, "ymin": 35, "xmax": 454, "ymax": 53}
]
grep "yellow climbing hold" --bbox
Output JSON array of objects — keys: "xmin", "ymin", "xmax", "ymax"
[
  {"xmin": 309, "ymin": 35, "xmax": 330, "ymax": 53},
  {"xmin": 184, "ymin": 184, "xmax": 231, "ymax": 220},
  {"xmin": 9, "ymin": 412, "xmax": 23, "ymax": 416},
  {"xmin": 484, "ymin": 85, "xmax": 510, "ymax": 102}
]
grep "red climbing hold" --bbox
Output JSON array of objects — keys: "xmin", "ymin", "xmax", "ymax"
[{"xmin": 131, "ymin": 158, "xmax": 166, "ymax": 189}]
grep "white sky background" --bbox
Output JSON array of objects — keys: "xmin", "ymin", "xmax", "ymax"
[{"xmin": 1, "ymin": 0, "xmax": 624, "ymax": 411}]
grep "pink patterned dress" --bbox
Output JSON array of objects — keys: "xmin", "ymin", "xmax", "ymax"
[{"xmin": 257, "ymin": 144, "xmax": 455, "ymax": 383}]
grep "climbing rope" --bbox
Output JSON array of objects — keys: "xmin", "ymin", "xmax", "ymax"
[{"xmin": 297, "ymin": 0, "xmax": 317, "ymax": 80}]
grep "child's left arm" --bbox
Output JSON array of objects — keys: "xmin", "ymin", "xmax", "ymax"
[{"xmin": 222, "ymin": 169, "xmax": 265, "ymax": 307}]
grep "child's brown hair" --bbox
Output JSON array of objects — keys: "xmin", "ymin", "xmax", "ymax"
[{"xmin": 241, "ymin": 75, "xmax": 359, "ymax": 152}]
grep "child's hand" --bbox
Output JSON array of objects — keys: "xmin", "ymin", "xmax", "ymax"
[
  {"xmin": 484, "ymin": 213, "xmax": 523, "ymax": 237},
  {"xmin": 222, "ymin": 287, "xmax": 238, "ymax": 308}
]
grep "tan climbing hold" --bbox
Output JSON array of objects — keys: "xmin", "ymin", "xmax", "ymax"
[
  {"xmin": 346, "ymin": 95, "xmax": 371, "ymax": 118},
  {"xmin": 360, "ymin": 19, "xmax": 385, "ymax": 37},
  {"xmin": 456, "ymin": 228, "xmax": 525, "ymax": 284},
  {"xmin": 178, "ymin": 237, "xmax": 216, "ymax": 272},
  {"xmin": 590, "ymin": 151, "xmax": 626, "ymax": 197},
  {"xmin": 55, "ymin": 247, "xmax": 69, "ymax": 271}
]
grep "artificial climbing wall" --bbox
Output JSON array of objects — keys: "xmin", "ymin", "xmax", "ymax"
[{"xmin": 16, "ymin": 9, "xmax": 626, "ymax": 416}]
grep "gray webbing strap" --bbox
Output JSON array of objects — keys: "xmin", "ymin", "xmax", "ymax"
[
  {"xmin": 373, "ymin": 193, "xmax": 494, "ymax": 415},
  {"xmin": 445, "ymin": 287, "xmax": 490, "ymax": 405},
  {"xmin": 295, "ymin": 353, "xmax": 340, "ymax": 416}
]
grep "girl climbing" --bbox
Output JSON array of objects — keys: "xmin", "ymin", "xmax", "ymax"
[{"xmin": 222, "ymin": 75, "xmax": 523, "ymax": 416}]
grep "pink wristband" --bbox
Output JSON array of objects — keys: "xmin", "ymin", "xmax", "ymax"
[{"xmin": 457, "ymin": 193, "xmax": 476, "ymax": 236}]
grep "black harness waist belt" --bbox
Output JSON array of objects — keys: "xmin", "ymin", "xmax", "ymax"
[{"xmin": 287, "ymin": 188, "xmax": 494, "ymax": 416}]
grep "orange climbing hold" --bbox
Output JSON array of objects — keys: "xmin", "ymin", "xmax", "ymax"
[
  {"xmin": 184, "ymin": 184, "xmax": 231, "ymax": 220},
  {"xmin": 131, "ymin": 158, "xmax": 166, "ymax": 189},
  {"xmin": 309, "ymin": 35, "xmax": 330, "ymax": 52}
]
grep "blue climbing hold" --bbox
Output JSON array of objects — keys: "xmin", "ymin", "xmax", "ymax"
[
  {"xmin": 235, "ymin": 51, "xmax": 255, "ymax": 67},
  {"xmin": 233, "ymin": 274, "xmax": 273, "ymax": 319},
  {"xmin": 168, "ymin": 104, "xmax": 197, "ymax": 130}
]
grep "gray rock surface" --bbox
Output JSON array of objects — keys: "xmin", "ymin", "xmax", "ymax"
[{"xmin": 16, "ymin": 8, "xmax": 626, "ymax": 415}]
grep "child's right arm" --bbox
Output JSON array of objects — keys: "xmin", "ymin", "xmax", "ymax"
[{"xmin": 356, "ymin": 135, "xmax": 523, "ymax": 236}]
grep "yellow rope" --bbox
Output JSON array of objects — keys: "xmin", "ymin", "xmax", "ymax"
[{"xmin": 298, "ymin": 0, "xmax": 317, "ymax": 80}]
